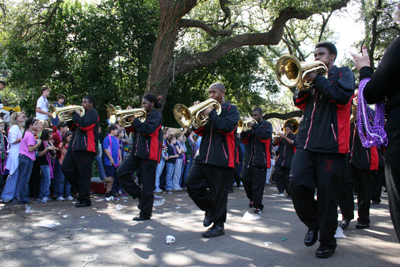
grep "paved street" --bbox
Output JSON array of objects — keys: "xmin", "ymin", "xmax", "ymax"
[{"xmin": 1, "ymin": 184, "xmax": 399, "ymax": 266}]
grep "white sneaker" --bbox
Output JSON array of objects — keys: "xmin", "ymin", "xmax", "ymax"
[
  {"xmin": 67, "ymin": 196, "xmax": 74, "ymax": 201},
  {"xmin": 56, "ymin": 196, "xmax": 65, "ymax": 201},
  {"xmin": 153, "ymin": 188, "xmax": 163, "ymax": 193},
  {"xmin": 42, "ymin": 197, "xmax": 50, "ymax": 203}
]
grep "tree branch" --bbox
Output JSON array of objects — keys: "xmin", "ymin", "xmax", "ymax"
[
  {"xmin": 179, "ymin": 19, "xmax": 239, "ymax": 36},
  {"xmin": 318, "ymin": 11, "xmax": 333, "ymax": 42},
  {"xmin": 219, "ymin": 0, "xmax": 231, "ymax": 24},
  {"xmin": 175, "ymin": 1, "xmax": 349, "ymax": 75},
  {"xmin": 263, "ymin": 110, "xmax": 303, "ymax": 120}
]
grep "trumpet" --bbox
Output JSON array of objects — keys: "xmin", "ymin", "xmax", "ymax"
[
  {"xmin": 275, "ymin": 55, "xmax": 328, "ymax": 91},
  {"xmin": 173, "ymin": 99, "xmax": 221, "ymax": 128},
  {"xmin": 49, "ymin": 105, "xmax": 85, "ymax": 121},
  {"xmin": 106, "ymin": 104, "xmax": 147, "ymax": 127},
  {"xmin": 238, "ymin": 118, "xmax": 257, "ymax": 133}
]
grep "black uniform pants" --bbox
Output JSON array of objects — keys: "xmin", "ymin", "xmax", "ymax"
[
  {"xmin": 339, "ymin": 163, "xmax": 373, "ymax": 224},
  {"xmin": 185, "ymin": 162, "xmax": 233, "ymax": 225},
  {"xmin": 275, "ymin": 165, "xmax": 291, "ymax": 195},
  {"xmin": 290, "ymin": 148, "xmax": 345, "ymax": 248},
  {"xmin": 62, "ymin": 151, "xmax": 95, "ymax": 204},
  {"xmin": 386, "ymin": 128, "xmax": 400, "ymax": 241},
  {"xmin": 371, "ymin": 167, "xmax": 385, "ymax": 203},
  {"xmin": 242, "ymin": 165, "xmax": 267, "ymax": 210},
  {"xmin": 116, "ymin": 153, "xmax": 157, "ymax": 218}
]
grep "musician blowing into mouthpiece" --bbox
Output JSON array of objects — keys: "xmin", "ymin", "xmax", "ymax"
[
  {"xmin": 185, "ymin": 82, "xmax": 239, "ymax": 238},
  {"xmin": 290, "ymin": 42, "xmax": 355, "ymax": 258}
]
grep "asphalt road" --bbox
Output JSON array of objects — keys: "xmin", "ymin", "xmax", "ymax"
[{"xmin": 1, "ymin": 184, "xmax": 399, "ymax": 266}]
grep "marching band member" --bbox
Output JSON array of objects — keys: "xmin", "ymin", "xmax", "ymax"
[
  {"xmin": 291, "ymin": 42, "xmax": 355, "ymax": 258},
  {"xmin": 240, "ymin": 107, "xmax": 272, "ymax": 213},
  {"xmin": 272, "ymin": 123, "xmax": 296, "ymax": 198},
  {"xmin": 185, "ymin": 82, "xmax": 239, "ymax": 238},
  {"xmin": 61, "ymin": 96, "xmax": 99, "ymax": 207},
  {"xmin": 116, "ymin": 94, "xmax": 163, "ymax": 221}
]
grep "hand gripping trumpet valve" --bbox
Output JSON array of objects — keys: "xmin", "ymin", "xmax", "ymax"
[
  {"xmin": 237, "ymin": 118, "xmax": 258, "ymax": 133},
  {"xmin": 173, "ymin": 99, "xmax": 221, "ymax": 128},
  {"xmin": 106, "ymin": 104, "xmax": 147, "ymax": 127},
  {"xmin": 275, "ymin": 55, "xmax": 328, "ymax": 91},
  {"xmin": 49, "ymin": 106, "xmax": 85, "ymax": 122}
]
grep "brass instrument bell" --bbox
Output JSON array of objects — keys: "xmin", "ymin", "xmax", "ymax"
[
  {"xmin": 275, "ymin": 55, "xmax": 328, "ymax": 91},
  {"xmin": 238, "ymin": 118, "xmax": 258, "ymax": 133},
  {"xmin": 106, "ymin": 104, "xmax": 147, "ymax": 127},
  {"xmin": 283, "ymin": 118, "xmax": 299, "ymax": 134}
]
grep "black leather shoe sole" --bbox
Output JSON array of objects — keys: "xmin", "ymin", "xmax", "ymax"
[
  {"xmin": 133, "ymin": 216, "xmax": 151, "ymax": 221},
  {"xmin": 304, "ymin": 229, "xmax": 318, "ymax": 247},
  {"xmin": 76, "ymin": 202, "xmax": 91, "ymax": 207},
  {"xmin": 201, "ymin": 228, "xmax": 225, "ymax": 238},
  {"xmin": 316, "ymin": 247, "xmax": 336, "ymax": 258}
]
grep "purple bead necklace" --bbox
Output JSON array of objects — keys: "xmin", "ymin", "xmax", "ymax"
[{"xmin": 357, "ymin": 78, "xmax": 388, "ymax": 148}]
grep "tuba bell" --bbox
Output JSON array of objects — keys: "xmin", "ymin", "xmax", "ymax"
[
  {"xmin": 283, "ymin": 118, "xmax": 299, "ymax": 134},
  {"xmin": 275, "ymin": 55, "xmax": 328, "ymax": 91},
  {"xmin": 49, "ymin": 105, "xmax": 85, "ymax": 122},
  {"xmin": 237, "ymin": 118, "xmax": 257, "ymax": 133},
  {"xmin": 106, "ymin": 104, "xmax": 147, "ymax": 127},
  {"xmin": 173, "ymin": 99, "xmax": 221, "ymax": 128}
]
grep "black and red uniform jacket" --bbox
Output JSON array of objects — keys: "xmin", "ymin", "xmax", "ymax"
[
  {"xmin": 126, "ymin": 109, "xmax": 162, "ymax": 162},
  {"xmin": 349, "ymin": 123, "xmax": 379, "ymax": 171},
  {"xmin": 235, "ymin": 135, "xmax": 240, "ymax": 164},
  {"xmin": 193, "ymin": 101, "xmax": 239, "ymax": 169},
  {"xmin": 68, "ymin": 108, "xmax": 99, "ymax": 154},
  {"xmin": 240, "ymin": 120, "xmax": 272, "ymax": 168},
  {"xmin": 274, "ymin": 133, "xmax": 296, "ymax": 169},
  {"xmin": 294, "ymin": 65, "xmax": 355, "ymax": 154}
]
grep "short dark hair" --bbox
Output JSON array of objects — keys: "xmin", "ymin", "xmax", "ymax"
[
  {"xmin": 84, "ymin": 95, "xmax": 95, "ymax": 105},
  {"xmin": 56, "ymin": 121, "xmax": 68, "ymax": 130},
  {"xmin": 0, "ymin": 81, "xmax": 6, "ymax": 86},
  {"xmin": 252, "ymin": 107, "xmax": 263, "ymax": 114},
  {"xmin": 40, "ymin": 128, "xmax": 51, "ymax": 141},
  {"xmin": 57, "ymin": 94, "xmax": 66, "ymax": 100},
  {"xmin": 184, "ymin": 128, "xmax": 192, "ymax": 138},
  {"xmin": 315, "ymin": 41, "xmax": 338, "ymax": 60},
  {"xmin": 108, "ymin": 124, "xmax": 118, "ymax": 133},
  {"xmin": 143, "ymin": 94, "xmax": 162, "ymax": 109},
  {"xmin": 41, "ymin": 85, "xmax": 50, "ymax": 92},
  {"xmin": 167, "ymin": 135, "xmax": 176, "ymax": 143},
  {"xmin": 284, "ymin": 124, "xmax": 293, "ymax": 130},
  {"xmin": 209, "ymin": 82, "xmax": 225, "ymax": 92}
]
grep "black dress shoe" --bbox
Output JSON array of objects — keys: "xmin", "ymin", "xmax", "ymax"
[
  {"xmin": 278, "ymin": 190, "xmax": 284, "ymax": 194},
  {"xmin": 203, "ymin": 212, "xmax": 212, "ymax": 227},
  {"xmin": 304, "ymin": 228, "xmax": 318, "ymax": 247},
  {"xmin": 339, "ymin": 219, "xmax": 351, "ymax": 230},
  {"xmin": 76, "ymin": 202, "xmax": 91, "ymax": 207},
  {"xmin": 355, "ymin": 222, "xmax": 370, "ymax": 229},
  {"xmin": 371, "ymin": 200, "xmax": 380, "ymax": 204},
  {"xmin": 133, "ymin": 215, "xmax": 151, "ymax": 221},
  {"xmin": 316, "ymin": 245, "xmax": 336, "ymax": 258},
  {"xmin": 201, "ymin": 223, "xmax": 224, "ymax": 238}
]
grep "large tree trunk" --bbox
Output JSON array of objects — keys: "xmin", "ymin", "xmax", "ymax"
[{"xmin": 145, "ymin": 0, "xmax": 198, "ymax": 110}]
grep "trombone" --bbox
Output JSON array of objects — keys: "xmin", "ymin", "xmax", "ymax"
[
  {"xmin": 275, "ymin": 55, "xmax": 328, "ymax": 91},
  {"xmin": 49, "ymin": 105, "xmax": 85, "ymax": 122},
  {"xmin": 237, "ymin": 118, "xmax": 257, "ymax": 133},
  {"xmin": 173, "ymin": 99, "xmax": 221, "ymax": 128},
  {"xmin": 106, "ymin": 104, "xmax": 147, "ymax": 127}
]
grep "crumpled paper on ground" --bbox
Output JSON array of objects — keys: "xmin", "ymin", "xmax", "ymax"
[
  {"xmin": 36, "ymin": 220, "xmax": 60, "ymax": 228},
  {"xmin": 242, "ymin": 211, "xmax": 260, "ymax": 221},
  {"xmin": 334, "ymin": 227, "xmax": 347, "ymax": 238}
]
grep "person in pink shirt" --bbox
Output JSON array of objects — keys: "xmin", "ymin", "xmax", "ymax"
[{"xmin": 18, "ymin": 118, "xmax": 42, "ymax": 204}]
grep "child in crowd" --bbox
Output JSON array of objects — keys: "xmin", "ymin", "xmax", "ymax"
[
  {"xmin": 51, "ymin": 94, "xmax": 65, "ymax": 126},
  {"xmin": 18, "ymin": 118, "xmax": 42, "ymax": 204},
  {"xmin": 103, "ymin": 124, "xmax": 121, "ymax": 197},
  {"xmin": 0, "ymin": 120, "xmax": 9, "ymax": 194},
  {"xmin": 52, "ymin": 121, "xmax": 69, "ymax": 201},
  {"xmin": 59, "ymin": 132, "xmax": 73, "ymax": 200},
  {"xmin": 154, "ymin": 127, "xmax": 170, "ymax": 193},
  {"xmin": 36, "ymin": 129, "xmax": 57, "ymax": 203},
  {"xmin": 165, "ymin": 135, "xmax": 179, "ymax": 191}
]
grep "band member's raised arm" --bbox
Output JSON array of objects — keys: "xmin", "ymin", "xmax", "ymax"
[
  {"xmin": 208, "ymin": 105, "xmax": 239, "ymax": 134},
  {"xmin": 252, "ymin": 121, "xmax": 272, "ymax": 141},
  {"xmin": 132, "ymin": 111, "xmax": 161, "ymax": 136},
  {"xmin": 293, "ymin": 90, "xmax": 310, "ymax": 110},
  {"xmin": 72, "ymin": 109, "xmax": 98, "ymax": 130}
]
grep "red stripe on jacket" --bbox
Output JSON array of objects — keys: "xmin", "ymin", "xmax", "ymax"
[
  {"xmin": 370, "ymin": 147, "xmax": 379, "ymax": 170},
  {"xmin": 259, "ymin": 137, "xmax": 271, "ymax": 168},
  {"xmin": 149, "ymin": 125, "xmax": 162, "ymax": 162},
  {"xmin": 336, "ymin": 99, "xmax": 352, "ymax": 154},
  {"xmin": 227, "ymin": 132, "xmax": 236, "ymax": 168},
  {"xmin": 79, "ymin": 117, "xmax": 99, "ymax": 153},
  {"xmin": 193, "ymin": 126, "xmax": 205, "ymax": 136}
]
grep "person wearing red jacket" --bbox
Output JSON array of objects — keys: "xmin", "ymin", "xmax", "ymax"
[
  {"xmin": 291, "ymin": 42, "xmax": 355, "ymax": 258},
  {"xmin": 61, "ymin": 96, "xmax": 99, "ymax": 208},
  {"xmin": 240, "ymin": 107, "xmax": 272, "ymax": 214},
  {"xmin": 185, "ymin": 82, "xmax": 239, "ymax": 238},
  {"xmin": 116, "ymin": 94, "xmax": 163, "ymax": 221}
]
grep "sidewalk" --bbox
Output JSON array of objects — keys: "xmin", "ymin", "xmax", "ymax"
[{"xmin": 0, "ymin": 185, "xmax": 399, "ymax": 266}]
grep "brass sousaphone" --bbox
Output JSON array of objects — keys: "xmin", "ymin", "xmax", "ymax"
[
  {"xmin": 173, "ymin": 99, "xmax": 221, "ymax": 128},
  {"xmin": 283, "ymin": 118, "xmax": 299, "ymax": 134},
  {"xmin": 106, "ymin": 104, "xmax": 147, "ymax": 127},
  {"xmin": 49, "ymin": 105, "xmax": 85, "ymax": 122},
  {"xmin": 275, "ymin": 55, "xmax": 328, "ymax": 91}
]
